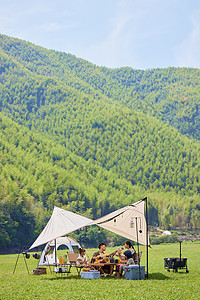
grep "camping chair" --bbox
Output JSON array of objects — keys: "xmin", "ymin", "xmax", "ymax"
[
  {"xmin": 134, "ymin": 252, "xmax": 142, "ymax": 265},
  {"xmin": 67, "ymin": 253, "xmax": 83, "ymax": 276}
]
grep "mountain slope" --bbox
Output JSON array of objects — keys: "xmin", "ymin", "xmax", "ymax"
[
  {"xmin": 1, "ymin": 113, "xmax": 144, "ymax": 247},
  {"xmin": 0, "ymin": 36, "xmax": 199, "ymax": 196},
  {"xmin": 0, "ymin": 34, "xmax": 200, "ymax": 248},
  {"xmin": 1, "ymin": 34, "xmax": 200, "ymax": 140}
]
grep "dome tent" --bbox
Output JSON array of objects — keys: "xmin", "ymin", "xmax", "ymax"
[
  {"xmin": 38, "ymin": 236, "xmax": 81, "ymax": 266},
  {"xmin": 163, "ymin": 230, "xmax": 172, "ymax": 236}
]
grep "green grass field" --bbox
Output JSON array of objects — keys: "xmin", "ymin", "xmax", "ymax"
[{"xmin": 0, "ymin": 242, "xmax": 199, "ymax": 300}]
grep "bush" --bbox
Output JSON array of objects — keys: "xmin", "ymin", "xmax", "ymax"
[{"xmin": 150, "ymin": 234, "xmax": 179, "ymax": 245}]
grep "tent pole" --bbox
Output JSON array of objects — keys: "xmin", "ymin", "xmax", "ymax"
[
  {"xmin": 135, "ymin": 217, "xmax": 141, "ymax": 279},
  {"xmin": 135, "ymin": 217, "xmax": 139, "ymax": 255},
  {"xmin": 13, "ymin": 245, "xmax": 22, "ymax": 274},
  {"xmin": 55, "ymin": 239, "xmax": 57, "ymax": 267},
  {"xmin": 145, "ymin": 197, "xmax": 148, "ymax": 279},
  {"xmin": 23, "ymin": 251, "xmax": 30, "ymax": 275}
]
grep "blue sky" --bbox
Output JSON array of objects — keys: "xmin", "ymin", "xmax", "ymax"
[{"xmin": 1, "ymin": 0, "xmax": 200, "ymax": 70}]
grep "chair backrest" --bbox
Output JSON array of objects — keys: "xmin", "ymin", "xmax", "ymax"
[
  {"xmin": 134, "ymin": 252, "xmax": 142, "ymax": 264},
  {"xmin": 67, "ymin": 253, "xmax": 79, "ymax": 265}
]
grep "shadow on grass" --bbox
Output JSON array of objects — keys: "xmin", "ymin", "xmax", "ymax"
[
  {"xmin": 165, "ymin": 270, "xmax": 190, "ymax": 275},
  {"xmin": 41, "ymin": 272, "xmax": 172, "ymax": 281},
  {"xmin": 148, "ymin": 272, "xmax": 170, "ymax": 280},
  {"xmin": 42, "ymin": 273, "xmax": 134, "ymax": 281},
  {"xmin": 42, "ymin": 274, "xmax": 81, "ymax": 281},
  {"xmin": 42, "ymin": 275, "xmax": 118, "ymax": 281}
]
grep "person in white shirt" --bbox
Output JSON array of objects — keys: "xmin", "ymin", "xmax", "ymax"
[{"xmin": 76, "ymin": 248, "xmax": 89, "ymax": 267}]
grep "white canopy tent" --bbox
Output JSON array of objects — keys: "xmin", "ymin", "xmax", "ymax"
[
  {"xmin": 28, "ymin": 198, "xmax": 149, "ymax": 278},
  {"xmin": 29, "ymin": 206, "xmax": 93, "ymax": 250},
  {"xmin": 90, "ymin": 197, "xmax": 150, "ymax": 278},
  {"xmin": 90, "ymin": 198, "xmax": 150, "ymax": 246}
]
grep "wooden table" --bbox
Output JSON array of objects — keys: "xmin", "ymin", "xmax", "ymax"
[{"xmin": 88, "ymin": 262, "xmax": 119, "ymax": 276}]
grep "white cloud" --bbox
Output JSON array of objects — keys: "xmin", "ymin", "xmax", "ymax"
[
  {"xmin": 175, "ymin": 9, "xmax": 200, "ymax": 68},
  {"xmin": 40, "ymin": 22, "xmax": 75, "ymax": 33},
  {"xmin": 110, "ymin": 15, "xmax": 129, "ymax": 40},
  {"xmin": 90, "ymin": 1, "xmax": 161, "ymax": 68}
]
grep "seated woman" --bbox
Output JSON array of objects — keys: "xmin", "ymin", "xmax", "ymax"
[
  {"xmin": 76, "ymin": 248, "xmax": 89, "ymax": 267},
  {"xmin": 117, "ymin": 240, "xmax": 136, "ymax": 261}
]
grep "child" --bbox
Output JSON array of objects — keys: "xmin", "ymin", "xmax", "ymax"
[
  {"xmin": 76, "ymin": 248, "xmax": 89, "ymax": 267},
  {"xmin": 124, "ymin": 250, "xmax": 135, "ymax": 266},
  {"xmin": 117, "ymin": 250, "xmax": 135, "ymax": 277}
]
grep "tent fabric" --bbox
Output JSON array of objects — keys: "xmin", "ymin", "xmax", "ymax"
[
  {"xmin": 29, "ymin": 206, "xmax": 93, "ymax": 250},
  {"xmin": 90, "ymin": 199, "xmax": 150, "ymax": 246}
]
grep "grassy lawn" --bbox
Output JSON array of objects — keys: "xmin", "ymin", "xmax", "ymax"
[{"xmin": 0, "ymin": 241, "xmax": 199, "ymax": 299}]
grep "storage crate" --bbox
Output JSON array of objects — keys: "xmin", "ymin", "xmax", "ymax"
[
  {"xmin": 123, "ymin": 265, "xmax": 145, "ymax": 280},
  {"xmin": 33, "ymin": 267, "xmax": 47, "ymax": 275},
  {"xmin": 81, "ymin": 270, "xmax": 100, "ymax": 279}
]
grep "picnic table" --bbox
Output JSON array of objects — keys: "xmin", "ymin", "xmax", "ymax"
[{"xmin": 88, "ymin": 262, "xmax": 119, "ymax": 276}]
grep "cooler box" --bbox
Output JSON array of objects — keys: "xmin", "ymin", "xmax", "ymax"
[
  {"xmin": 81, "ymin": 270, "xmax": 100, "ymax": 279},
  {"xmin": 123, "ymin": 265, "xmax": 145, "ymax": 280}
]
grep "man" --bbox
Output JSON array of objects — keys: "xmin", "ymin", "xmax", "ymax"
[
  {"xmin": 91, "ymin": 243, "xmax": 116, "ymax": 276},
  {"xmin": 92, "ymin": 243, "xmax": 109, "ymax": 262}
]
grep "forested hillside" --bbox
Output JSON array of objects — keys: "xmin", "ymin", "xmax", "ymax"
[
  {"xmin": 1, "ymin": 34, "xmax": 199, "ymax": 140},
  {"xmin": 0, "ymin": 34, "xmax": 200, "ymax": 248}
]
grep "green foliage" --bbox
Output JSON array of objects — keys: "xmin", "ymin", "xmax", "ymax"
[
  {"xmin": 150, "ymin": 234, "xmax": 179, "ymax": 245},
  {"xmin": 71, "ymin": 227, "xmax": 108, "ymax": 248},
  {"xmin": 0, "ymin": 34, "xmax": 200, "ymax": 248}
]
